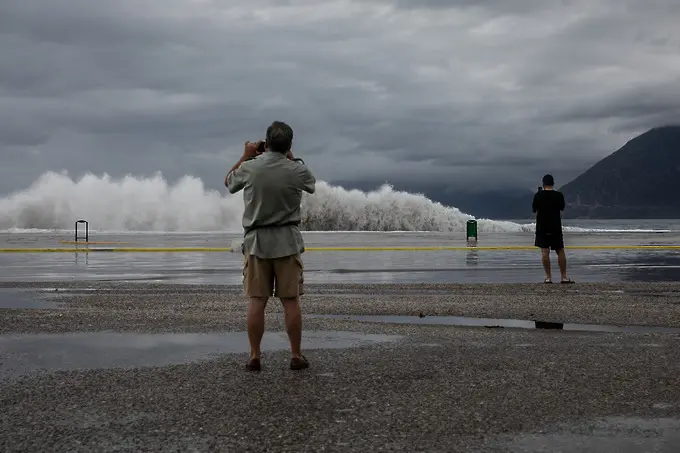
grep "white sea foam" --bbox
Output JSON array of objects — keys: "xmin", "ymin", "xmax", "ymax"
[{"xmin": 0, "ymin": 171, "xmax": 667, "ymax": 234}]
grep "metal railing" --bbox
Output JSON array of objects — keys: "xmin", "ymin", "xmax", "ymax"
[{"xmin": 74, "ymin": 220, "xmax": 89, "ymax": 243}]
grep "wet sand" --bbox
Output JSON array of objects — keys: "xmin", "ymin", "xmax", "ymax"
[{"xmin": 2, "ymin": 282, "xmax": 680, "ymax": 452}]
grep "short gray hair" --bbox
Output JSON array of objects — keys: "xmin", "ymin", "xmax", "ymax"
[{"xmin": 266, "ymin": 121, "xmax": 294, "ymax": 153}]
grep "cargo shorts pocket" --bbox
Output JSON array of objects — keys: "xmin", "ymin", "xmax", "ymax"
[
  {"xmin": 294, "ymin": 255, "xmax": 304, "ymax": 294},
  {"xmin": 295, "ymin": 254, "xmax": 304, "ymax": 274},
  {"xmin": 242, "ymin": 254, "xmax": 249, "ymax": 280}
]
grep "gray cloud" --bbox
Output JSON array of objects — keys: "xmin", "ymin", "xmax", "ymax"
[
  {"xmin": 378, "ymin": 0, "xmax": 550, "ymax": 14},
  {"xmin": 1, "ymin": 0, "xmax": 679, "ymax": 198}
]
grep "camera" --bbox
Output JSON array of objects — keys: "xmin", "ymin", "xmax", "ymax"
[
  {"xmin": 257, "ymin": 140, "xmax": 266, "ymax": 154},
  {"xmin": 537, "ymin": 186, "xmax": 543, "ymax": 191}
]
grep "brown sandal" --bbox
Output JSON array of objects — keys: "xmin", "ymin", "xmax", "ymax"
[
  {"xmin": 290, "ymin": 355, "xmax": 309, "ymax": 370},
  {"xmin": 245, "ymin": 358, "xmax": 261, "ymax": 372}
]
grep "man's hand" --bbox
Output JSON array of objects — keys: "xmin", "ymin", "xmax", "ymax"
[
  {"xmin": 286, "ymin": 150, "xmax": 294, "ymax": 160},
  {"xmin": 243, "ymin": 141, "xmax": 263, "ymax": 160},
  {"xmin": 225, "ymin": 141, "xmax": 263, "ymax": 187}
]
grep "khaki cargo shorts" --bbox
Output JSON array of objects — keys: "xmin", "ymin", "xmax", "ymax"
[{"xmin": 243, "ymin": 253, "xmax": 304, "ymax": 299}]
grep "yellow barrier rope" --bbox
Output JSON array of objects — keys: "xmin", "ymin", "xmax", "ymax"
[{"xmin": 0, "ymin": 245, "xmax": 679, "ymax": 253}]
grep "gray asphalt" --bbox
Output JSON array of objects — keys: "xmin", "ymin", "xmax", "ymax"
[{"xmin": 2, "ymin": 281, "xmax": 680, "ymax": 452}]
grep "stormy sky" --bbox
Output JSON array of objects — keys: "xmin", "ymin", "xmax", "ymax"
[{"xmin": 1, "ymin": 0, "xmax": 679, "ymax": 198}]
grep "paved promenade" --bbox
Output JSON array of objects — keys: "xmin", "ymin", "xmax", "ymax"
[{"xmin": 2, "ymin": 282, "xmax": 680, "ymax": 452}]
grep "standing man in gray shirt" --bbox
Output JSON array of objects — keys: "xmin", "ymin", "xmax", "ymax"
[{"xmin": 225, "ymin": 121, "xmax": 316, "ymax": 372}]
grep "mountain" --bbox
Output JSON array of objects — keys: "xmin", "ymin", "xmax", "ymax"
[{"xmin": 559, "ymin": 125, "xmax": 680, "ymax": 218}]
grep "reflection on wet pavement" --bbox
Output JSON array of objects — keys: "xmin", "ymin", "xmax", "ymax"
[
  {"xmin": 0, "ymin": 288, "xmax": 60, "ymax": 309},
  {"xmin": 0, "ymin": 330, "xmax": 403, "ymax": 378},
  {"xmin": 1, "ymin": 231, "xmax": 680, "ymax": 284},
  {"xmin": 308, "ymin": 314, "xmax": 680, "ymax": 334}
]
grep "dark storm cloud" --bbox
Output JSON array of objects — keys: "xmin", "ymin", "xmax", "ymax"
[
  {"xmin": 1, "ymin": 0, "xmax": 679, "ymax": 197},
  {"xmin": 549, "ymin": 83, "xmax": 680, "ymax": 127}
]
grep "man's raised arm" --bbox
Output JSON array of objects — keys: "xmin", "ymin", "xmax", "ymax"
[
  {"xmin": 288, "ymin": 151, "xmax": 316, "ymax": 194},
  {"xmin": 299, "ymin": 165, "xmax": 316, "ymax": 194},
  {"xmin": 225, "ymin": 141, "xmax": 261, "ymax": 194}
]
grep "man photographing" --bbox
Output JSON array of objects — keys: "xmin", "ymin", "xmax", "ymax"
[
  {"xmin": 532, "ymin": 174, "xmax": 574, "ymax": 284},
  {"xmin": 225, "ymin": 121, "xmax": 316, "ymax": 371}
]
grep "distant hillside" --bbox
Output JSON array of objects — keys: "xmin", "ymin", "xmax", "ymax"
[{"xmin": 560, "ymin": 126, "xmax": 680, "ymax": 219}]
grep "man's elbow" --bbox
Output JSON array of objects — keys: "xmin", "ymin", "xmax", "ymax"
[
  {"xmin": 304, "ymin": 183, "xmax": 316, "ymax": 194},
  {"xmin": 303, "ymin": 173, "xmax": 316, "ymax": 194},
  {"xmin": 225, "ymin": 177, "xmax": 240, "ymax": 194},
  {"xmin": 226, "ymin": 183, "xmax": 242, "ymax": 194}
]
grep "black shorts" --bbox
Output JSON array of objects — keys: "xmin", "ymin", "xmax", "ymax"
[{"xmin": 535, "ymin": 233, "xmax": 564, "ymax": 251}]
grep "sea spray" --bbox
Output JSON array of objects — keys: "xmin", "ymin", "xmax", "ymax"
[{"xmin": 0, "ymin": 171, "xmax": 534, "ymax": 233}]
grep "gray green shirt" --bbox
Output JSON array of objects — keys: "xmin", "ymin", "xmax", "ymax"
[{"xmin": 226, "ymin": 152, "xmax": 316, "ymax": 259}]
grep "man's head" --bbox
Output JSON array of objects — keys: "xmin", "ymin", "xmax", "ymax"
[
  {"xmin": 265, "ymin": 121, "xmax": 294, "ymax": 154},
  {"xmin": 542, "ymin": 174, "xmax": 555, "ymax": 188}
]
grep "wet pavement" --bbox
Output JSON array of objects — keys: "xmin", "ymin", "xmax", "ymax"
[
  {"xmin": 1, "ymin": 231, "xmax": 680, "ymax": 284},
  {"xmin": 0, "ymin": 330, "xmax": 402, "ymax": 379},
  {"xmin": 0, "ymin": 288, "xmax": 61, "ymax": 309}
]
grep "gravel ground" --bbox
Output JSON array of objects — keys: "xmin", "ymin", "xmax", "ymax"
[
  {"xmin": 2, "ymin": 281, "xmax": 680, "ymax": 334},
  {"xmin": 2, "ymin": 281, "xmax": 680, "ymax": 452}
]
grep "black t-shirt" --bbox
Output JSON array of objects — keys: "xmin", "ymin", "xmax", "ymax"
[{"xmin": 532, "ymin": 189, "xmax": 565, "ymax": 235}]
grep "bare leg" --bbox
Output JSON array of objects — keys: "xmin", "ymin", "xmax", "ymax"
[
  {"xmin": 541, "ymin": 248, "xmax": 551, "ymax": 281},
  {"xmin": 280, "ymin": 296, "xmax": 302, "ymax": 359},
  {"xmin": 556, "ymin": 248, "xmax": 568, "ymax": 281},
  {"xmin": 247, "ymin": 297, "xmax": 268, "ymax": 360}
]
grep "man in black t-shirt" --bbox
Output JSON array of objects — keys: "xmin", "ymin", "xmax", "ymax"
[{"xmin": 532, "ymin": 174, "xmax": 574, "ymax": 284}]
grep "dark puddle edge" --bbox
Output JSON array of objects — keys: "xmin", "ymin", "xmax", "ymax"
[{"xmin": 307, "ymin": 314, "xmax": 680, "ymax": 334}]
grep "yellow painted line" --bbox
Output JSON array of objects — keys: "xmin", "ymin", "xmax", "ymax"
[
  {"xmin": 59, "ymin": 241, "xmax": 131, "ymax": 245},
  {"xmin": 309, "ymin": 245, "xmax": 680, "ymax": 251},
  {"xmin": 309, "ymin": 246, "xmax": 536, "ymax": 251},
  {"xmin": 308, "ymin": 245, "xmax": 680, "ymax": 251},
  {"xmin": 0, "ymin": 245, "xmax": 679, "ymax": 253},
  {"xmin": 0, "ymin": 247, "xmax": 233, "ymax": 253},
  {"xmin": 568, "ymin": 245, "xmax": 680, "ymax": 250}
]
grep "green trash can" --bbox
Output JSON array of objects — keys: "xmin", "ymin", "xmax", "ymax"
[{"xmin": 466, "ymin": 219, "xmax": 478, "ymax": 247}]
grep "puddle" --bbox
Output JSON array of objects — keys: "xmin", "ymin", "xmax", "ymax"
[
  {"xmin": 308, "ymin": 314, "xmax": 680, "ymax": 334},
  {"xmin": 0, "ymin": 330, "xmax": 402, "ymax": 378},
  {"xmin": 0, "ymin": 288, "xmax": 60, "ymax": 309},
  {"xmin": 653, "ymin": 403, "xmax": 676, "ymax": 410}
]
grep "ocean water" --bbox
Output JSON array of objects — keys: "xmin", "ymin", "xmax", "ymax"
[{"xmin": 0, "ymin": 171, "xmax": 679, "ymax": 284}]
